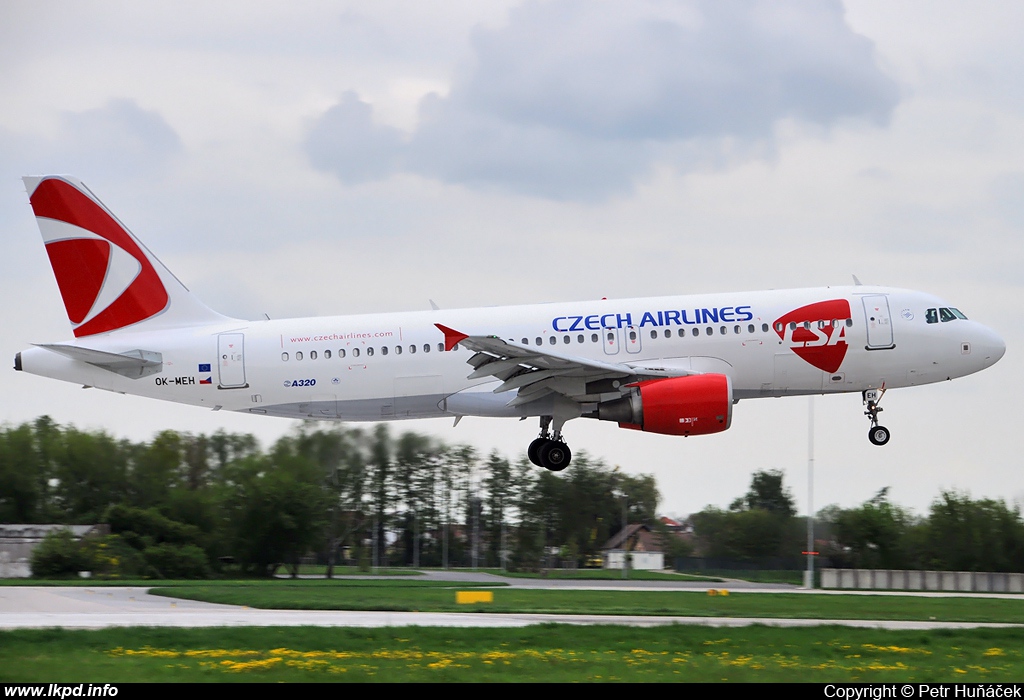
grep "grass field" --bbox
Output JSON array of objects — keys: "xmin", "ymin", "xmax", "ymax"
[
  {"xmin": 479, "ymin": 568, "xmax": 724, "ymax": 582},
  {"xmin": 148, "ymin": 582, "xmax": 1024, "ymax": 623},
  {"xmin": 272, "ymin": 564, "xmax": 421, "ymax": 576},
  {"xmin": 3, "ymin": 624, "xmax": 1023, "ymax": 682}
]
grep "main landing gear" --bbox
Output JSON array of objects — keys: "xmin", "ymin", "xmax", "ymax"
[
  {"xmin": 528, "ymin": 416, "xmax": 572, "ymax": 471},
  {"xmin": 863, "ymin": 387, "xmax": 890, "ymax": 446}
]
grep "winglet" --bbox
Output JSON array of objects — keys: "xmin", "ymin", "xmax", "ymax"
[{"xmin": 435, "ymin": 323, "xmax": 468, "ymax": 351}]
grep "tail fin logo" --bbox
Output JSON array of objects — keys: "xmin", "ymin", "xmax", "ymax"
[
  {"xmin": 773, "ymin": 299, "xmax": 851, "ymax": 373},
  {"xmin": 30, "ymin": 178, "xmax": 169, "ymax": 337}
]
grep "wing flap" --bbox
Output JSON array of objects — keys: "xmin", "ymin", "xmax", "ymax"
[{"xmin": 435, "ymin": 323, "xmax": 699, "ymax": 410}]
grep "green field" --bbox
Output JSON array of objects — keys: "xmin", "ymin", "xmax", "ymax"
[
  {"xmin": 272, "ymin": 564, "xmax": 422, "ymax": 576},
  {"xmin": 148, "ymin": 582, "xmax": 1024, "ymax": 623},
  {"xmin": 3, "ymin": 624, "xmax": 1023, "ymax": 682},
  {"xmin": 479, "ymin": 568, "xmax": 723, "ymax": 582}
]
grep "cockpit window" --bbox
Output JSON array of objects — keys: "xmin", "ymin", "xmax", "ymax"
[
  {"xmin": 926, "ymin": 308, "xmax": 938, "ymax": 324},
  {"xmin": 950, "ymin": 308, "xmax": 968, "ymax": 320},
  {"xmin": 939, "ymin": 308, "xmax": 957, "ymax": 322}
]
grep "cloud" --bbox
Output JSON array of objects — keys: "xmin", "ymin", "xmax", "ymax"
[
  {"xmin": 304, "ymin": 91, "xmax": 405, "ymax": 185},
  {"xmin": 56, "ymin": 98, "xmax": 182, "ymax": 176},
  {"xmin": 1, "ymin": 98, "xmax": 182, "ymax": 181},
  {"xmin": 306, "ymin": 0, "xmax": 900, "ymax": 200}
]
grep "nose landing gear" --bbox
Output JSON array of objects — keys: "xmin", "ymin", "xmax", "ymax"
[
  {"xmin": 528, "ymin": 415, "xmax": 572, "ymax": 471},
  {"xmin": 863, "ymin": 386, "xmax": 890, "ymax": 446}
]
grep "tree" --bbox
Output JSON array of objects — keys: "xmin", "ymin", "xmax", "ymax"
[
  {"xmin": 821, "ymin": 488, "xmax": 917, "ymax": 569},
  {"xmin": 735, "ymin": 469, "xmax": 796, "ymax": 517},
  {"xmin": 693, "ymin": 469, "xmax": 801, "ymax": 562},
  {"xmin": 923, "ymin": 491, "xmax": 1024, "ymax": 572},
  {"xmin": 222, "ymin": 451, "xmax": 328, "ymax": 575}
]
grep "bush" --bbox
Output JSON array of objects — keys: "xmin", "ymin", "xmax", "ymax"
[
  {"xmin": 30, "ymin": 529, "xmax": 88, "ymax": 577},
  {"xmin": 80, "ymin": 535, "xmax": 150, "ymax": 579},
  {"xmin": 143, "ymin": 543, "xmax": 211, "ymax": 579}
]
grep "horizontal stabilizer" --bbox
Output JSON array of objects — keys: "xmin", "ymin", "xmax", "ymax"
[{"xmin": 36, "ymin": 344, "xmax": 163, "ymax": 379}]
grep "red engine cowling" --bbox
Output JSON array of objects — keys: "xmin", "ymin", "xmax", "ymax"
[{"xmin": 596, "ymin": 374, "xmax": 733, "ymax": 436}]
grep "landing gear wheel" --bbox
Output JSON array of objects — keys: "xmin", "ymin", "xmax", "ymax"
[
  {"xmin": 868, "ymin": 425, "xmax": 890, "ymax": 446},
  {"xmin": 528, "ymin": 437, "xmax": 549, "ymax": 466},
  {"xmin": 539, "ymin": 441, "xmax": 572, "ymax": 471}
]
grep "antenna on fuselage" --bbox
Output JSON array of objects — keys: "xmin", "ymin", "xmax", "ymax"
[{"xmin": 852, "ymin": 275, "xmax": 864, "ymax": 286}]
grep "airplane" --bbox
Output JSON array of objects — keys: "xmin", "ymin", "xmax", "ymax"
[{"xmin": 14, "ymin": 175, "xmax": 1006, "ymax": 471}]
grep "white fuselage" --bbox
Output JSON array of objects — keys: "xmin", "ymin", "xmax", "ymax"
[{"xmin": 18, "ymin": 285, "xmax": 1005, "ymax": 425}]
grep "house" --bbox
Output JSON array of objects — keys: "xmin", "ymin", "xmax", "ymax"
[
  {"xmin": 0, "ymin": 524, "xmax": 108, "ymax": 578},
  {"xmin": 601, "ymin": 523, "xmax": 665, "ymax": 570}
]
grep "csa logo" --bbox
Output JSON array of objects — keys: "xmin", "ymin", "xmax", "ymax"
[
  {"xmin": 774, "ymin": 299, "xmax": 851, "ymax": 373},
  {"xmin": 31, "ymin": 178, "xmax": 169, "ymax": 338}
]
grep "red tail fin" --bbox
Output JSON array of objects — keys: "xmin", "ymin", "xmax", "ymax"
[{"xmin": 25, "ymin": 176, "xmax": 229, "ymax": 336}]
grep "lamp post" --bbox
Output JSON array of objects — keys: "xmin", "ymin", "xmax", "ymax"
[
  {"xmin": 804, "ymin": 396, "xmax": 816, "ymax": 589},
  {"xmin": 613, "ymin": 488, "xmax": 629, "ymax": 580}
]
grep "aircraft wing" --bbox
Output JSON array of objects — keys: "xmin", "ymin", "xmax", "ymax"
[{"xmin": 435, "ymin": 324, "xmax": 695, "ymax": 408}]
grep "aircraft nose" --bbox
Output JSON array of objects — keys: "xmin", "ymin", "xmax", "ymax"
[{"xmin": 975, "ymin": 324, "xmax": 1005, "ymax": 367}]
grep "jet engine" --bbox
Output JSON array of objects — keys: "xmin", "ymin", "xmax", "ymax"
[{"xmin": 592, "ymin": 374, "xmax": 733, "ymax": 436}]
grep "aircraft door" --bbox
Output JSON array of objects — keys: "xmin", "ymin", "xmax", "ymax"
[
  {"xmin": 624, "ymin": 325, "xmax": 642, "ymax": 354},
  {"xmin": 217, "ymin": 333, "xmax": 248, "ymax": 388},
  {"xmin": 862, "ymin": 295, "xmax": 895, "ymax": 349},
  {"xmin": 602, "ymin": 327, "xmax": 620, "ymax": 355}
]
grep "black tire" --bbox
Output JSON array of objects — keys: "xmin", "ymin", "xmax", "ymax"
[
  {"xmin": 528, "ymin": 438, "xmax": 549, "ymax": 466},
  {"xmin": 540, "ymin": 441, "xmax": 572, "ymax": 471},
  {"xmin": 868, "ymin": 425, "xmax": 890, "ymax": 446}
]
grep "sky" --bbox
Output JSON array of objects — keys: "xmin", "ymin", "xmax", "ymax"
[{"xmin": 1, "ymin": 0, "xmax": 1021, "ymax": 519}]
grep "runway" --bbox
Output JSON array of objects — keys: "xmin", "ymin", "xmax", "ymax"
[{"xmin": 2, "ymin": 582, "xmax": 1022, "ymax": 631}]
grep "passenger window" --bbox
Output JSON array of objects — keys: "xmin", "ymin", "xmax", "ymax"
[
  {"xmin": 845, "ymin": 319, "xmax": 853, "ymax": 327},
  {"xmin": 522, "ymin": 338, "xmax": 528, "ymax": 345},
  {"xmin": 591, "ymin": 333, "xmax": 599, "ymax": 343},
  {"xmin": 324, "ymin": 350, "xmax": 331, "ymax": 359},
  {"xmin": 310, "ymin": 350, "xmax": 317, "ymax": 360},
  {"xmin": 423, "ymin": 344, "xmax": 431, "ymax": 353},
  {"xmin": 606, "ymin": 332, "xmax": 614, "ymax": 342},
  {"xmin": 549, "ymin": 337, "xmax": 556, "ymax": 346},
  {"xmin": 678, "ymin": 328, "xmax": 685, "ymax": 337},
  {"xmin": 720, "ymin": 326, "xmax": 726, "ymax": 335},
  {"xmin": 296, "ymin": 351, "xmax": 303, "ymax": 361},
  {"xmin": 381, "ymin": 346, "xmax": 388, "ymax": 356},
  {"xmin": 352, "ymin": 348, "xmax": 360, "ymax": 358},
  {"xmin": 649, "ymin": 330, "xmax": 657, "ymax": 340},
  {"xmin": 693, "ymin": 328, "xmax": 700, "ymax": 336},
  {"xmin": 366, "ymin": 347, "xmax": 374, "ymax": 357},
  {"xmin": 664, "ymin": 329, "xmax": 671, "ymax": 339},
  {"xmin": 395, "ymin": 346, "xmax": 402, "ymax": 355},
  {"xmin": 409, "ymin": 345, "xmax": 416, "ymax": 354},
  {"xmin": 748, "ymin": 324, "xmax": 755, "ymax": 333},
  {"xmin": 940, "ymin": 308, "xmax": 956, "ymax": 322},
  {"xmin": 734, "ymin": 325, "xmax": 740, "ymax": 334},
  {"xmin": 577, "ymin": 334, "xmax": 584, "ymax": 343},
  {"xmin": 338, "ymin": 349, "xmax": 346, "ymax": 358},
  {"xmin": 535, "ymin": 337, "xmax": 542, "ymax": 346},
  {"xmin": 438, "ymin": 343, "xmax": 444, "ymax": 352},
  {"xmin": 281, "ymin": 352, "xmax": 289, "ymax": 361},
  {"xmin": 763, "ymin": 323, "xmax": 769, "ymax": 333},
  {"xmin": 564, "ymin": 335, "xmax": 571, "ymax": 344}
]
